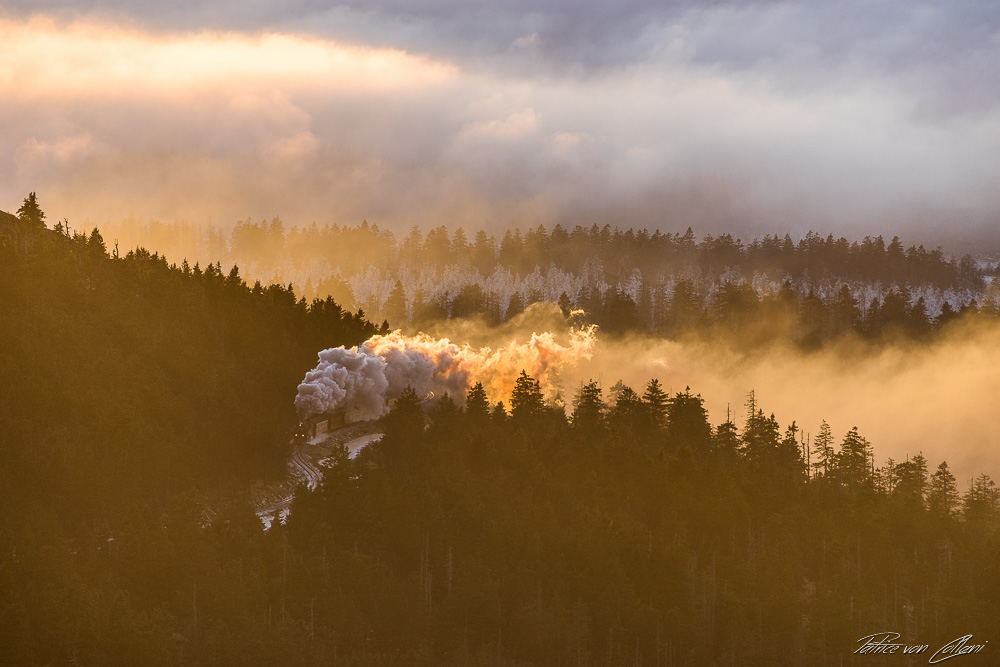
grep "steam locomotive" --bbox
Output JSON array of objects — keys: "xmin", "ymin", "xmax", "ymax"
[{"xmin": 292, "ymin": 410, "xmax": 346, "ymax": 444}]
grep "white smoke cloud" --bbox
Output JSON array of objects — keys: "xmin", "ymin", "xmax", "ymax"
[
  {"xmin": 294, "ymin": 347, "xmax": 391, "ymax": 421},
  {"xmin": 294, "ymin": 327, "xmax": 596, "ymax": 420}
]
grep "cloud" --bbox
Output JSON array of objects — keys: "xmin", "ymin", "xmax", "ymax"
[{"xmin": 2, "ymin": 9, "xmax": 1000, "ymax": 247}]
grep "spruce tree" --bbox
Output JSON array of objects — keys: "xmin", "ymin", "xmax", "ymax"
[
  {"xmin": 608, "ymin": 385, "xmax": 641, "ymax": 434},
  {"xmin": 833, "ymin": 427, "xmax": 873, "ymax": 493},
  {"xmin": 642, "ymin": 378, "xmax": 668, "ymax": 430},
  {"xmin": 666, "ymin": 387, "xmax": 712, "ymax": 453},
  {"xmin": 465, "ymin": 382, "xmax": 490, "ymax": 423},
  {"xmin": 962, "ymin": 474, "xmax": 1000, "ymax": 526},
  {"xmin": 571, "ymin": 380, "xmax": 605, "ymax": 432},
  {"xmin": 16, "ymin": 192, "xmax": 46, "ymax": 229},
  {"xmin": 510, "ymin": 370, "xmax": 543, "ymax": 421},
  {"xmin": 385, "ymin": 280, "xmax": 407, "ymax": 326},
  {"xmin": 893, "ymin": 453, "xmax": 928, "ymax": 508},
  {"xmin": 810, "ymin": 420, "xmax": 834, "ymax": 478},
  {"xmin": 491, "ymin": 400, "xmax": 508, "ymax": 425},
  {"xmin": 927, "ymin": 461, "xmax": 959, "ymax": 517}
]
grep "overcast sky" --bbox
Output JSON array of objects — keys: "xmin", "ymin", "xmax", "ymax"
[{"xmin": 3, "ymin": 1, "xmax": 999, "ymax": 244}]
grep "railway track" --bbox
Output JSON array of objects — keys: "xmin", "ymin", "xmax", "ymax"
[{"xmin": 254, "ymin": 420, "xmax": 383, "ymax": 528}]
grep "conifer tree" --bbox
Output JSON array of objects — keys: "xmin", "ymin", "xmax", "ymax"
[
  {"xmin": 88, "ymin": 228, "xmax": 108, "ymax": 257},
  {"xmin": 810, "ymin": 420, "xmax": 834, "ymax": 478},
  {"xmin": 558, "ymin": 291, "xmax": 572, "ymax": 317},
  {"xmin": 465, "ymin": 382, "xmax": 490, "ymax": 423},
  {"xmin": 385, "ymin": 280, "xmax": 408, "ymax": 326},
  {"xmin": 876, "ymin": 458, "xmax": 899, "ymax": 494},
  {"xmin": 778, "ymin": 422, "xmax": 805, "ymax": 478},
  {"xmin": 608, "ymin": 384, "xmax": 641, "ymax": 434},
  {"xmin": 16, "ymin": 192, "xmax": 46, "ymax": 229},
  {"xmin": 714, "ymin": 414, "xmax": 740, "ymax": 459},
  {"xmin": 510, "ymin": 370, "xmax": 544, "ymax": 421},
  {"xmin": 962, "ymin": 474, "xmax": 1000, "ymax": 526},
  {"xmin": 740, "ymin": 391, "xmax": 781, "ymax": 467},
  {"xmin": 505, "ymin": 292, "xmax": 525, "ymax": 321},
  {"xmin": 384, "ymin": 386, "xmax": 425, "ymax": 452},
  {"xmin": 571, "ymin": 380, "xmax": 605, "ymax": 432},
  {"xmin": 429, "ymin": 392, "xmax": 459, "ymax": 435},
  {"xmin": 642, "ymin": 378, "xmax": 668, "ymax": 430},
  {"xmin": 666, "ymin": 387, "xmax": 712, "ymax": 452},
  {"xmin": 833, "ymin": 427, "xmax": 873, "ymax": 493},
  {"xmin": 491, "ymin": 400, "xmax": 508, "ymax": 427},
  {"xmin": 893, "ymin": 453, "xmax": 928, "ymax": 508},
  {"xmin": 927, "ymin": 461, "xmax": 959, "ymax": 517}
]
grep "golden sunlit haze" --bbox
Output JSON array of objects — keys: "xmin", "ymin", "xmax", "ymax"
[{"xmin": 0, "ymin": 16, "xmax": 457, "ymax": 97}]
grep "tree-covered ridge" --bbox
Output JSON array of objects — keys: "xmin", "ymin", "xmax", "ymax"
[
  {"xmin": 102, "ymin": 218, "xmax": 994, "ymax": 344},
  {"xmin": 3, "ymin": 198, "xmax": 998, "ymax": 664},
  {"xmin": 0, "ymin": 204, "xmax": 382, "ymax": 524},
  {"xmin": 7, "ymin": 370, "xmax": 995, "ymax": 664},
  {"xmin": 285, "ymin": 381, "xmax": 999, "ymax": 665}
]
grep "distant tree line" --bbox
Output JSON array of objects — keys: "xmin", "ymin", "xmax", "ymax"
[
  {"xmin": 115, "ymin": 217, "xmax": 984, "ymax": 290},
  {"xmin": 102, "ymin": 217, "xmax": 992, "ymax": 345}
]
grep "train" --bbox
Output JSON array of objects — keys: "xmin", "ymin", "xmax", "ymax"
[
  {"xmin": 293, "ymin": 410, "xmax": 346, "ymax": 444},
  {"xmin": 292, "ymin": 393, "xmax": 434, "ymax": 444}
]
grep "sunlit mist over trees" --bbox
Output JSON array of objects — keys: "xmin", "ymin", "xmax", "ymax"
[
  {"xmin": 3, "ymin": 191, "xmax": 1000, "ymax": 664},
  {"xmin": 5, "ymin": 3, "xmax": 1000, "ymax": 661}
]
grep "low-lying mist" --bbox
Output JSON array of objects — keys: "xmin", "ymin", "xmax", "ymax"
[{"xmin": 416, "ymin": 303, "xmax": 1000, "ymax": 484}]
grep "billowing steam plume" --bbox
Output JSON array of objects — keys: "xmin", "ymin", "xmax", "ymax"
[{"xmin": 295, "ymin": 328, "xmax": 596, "ymax": 421}]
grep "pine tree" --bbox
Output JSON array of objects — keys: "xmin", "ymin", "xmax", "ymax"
[
  {"xmin": 927, "ymin": 461, "xmax": 959, "ymax": 518},
  {"xmin": 832, "ymin": 427, "xmax": 873, "ymax": 493},
  {"xmin": 510, "ymin": 370, "xmax": 543, "ymax": 422},
  {"xmin": 740, "ymin": 391, "xmax": 780, "ymax": 467},
  {"xmin": 714, "ymin": 417, "xmax": 740, "ymax": 460},
  {"xmin": 608, "ymin": 385, "xmax": 641, "ymax": 433},
  {"xmin": 909, "ymin": 297, "xmax": 931, "ymax": 337},
  {"xmin": 87, "ymin": 228, "xmax": 108, "ymax": 258},
  {"xmin": 829, "ymin": 284, "xmax": 861, "ymax": 336},
  {"xmin": 225, "ymin": 264, "xmax": 242, "ymax": 289},
  {"xmin": 876, "ymin": 458, "xmax": 899, "ymax": 494},
  {"xmin": 491, "ymin": 400, "xmax": 508, "ymax": 426},
  {"xmin": 810, "ymin": 420, "xmax": 834, "ymax": 478},
  {"xmin": 571, "ymin": 381, "xmax": 605, "ymax": 432},
  {"xmin": 465, "ymin": 382, "xmax": 490, "ymax": 423},
  {"xmin": 778, "ymin": 422, "xmax": 805, "ymax": 478},
  {"xmin": 893, "ymin": 453, "xmax": 928, "ymax": 509},
  {"xmin": 558, "ymin": 292, "xmax": 572, "ymax": 317},
  {"xmin": 385, "ymin": 280, "xmax": 408, "ymax": 326},
  {"xmin": 642, "ymin": 378, "xmax": 668, "ymax": 430},
  {"xmin": 430, "ymin": 392, "xmax": 460, "ymax": 434},
  {"xmin": 666, "ymin": 387, "xmax": 712, "ymax": 453},
  {"xmin": 505, "ymin": 292, "xmax": 525, "ymax": 321},
  {"xmin": 16, "ymin": 192, "xmax": 46, "ymax": 229},
  {"xmin": 383, "ymin": 386, "xmax": 425, "ymax": 453},
  {"xmin": 962, "ymin": 474, "xmax": 1000, "ymax": 526}
]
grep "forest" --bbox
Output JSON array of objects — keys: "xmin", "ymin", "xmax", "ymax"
[
  {"xmin": 100, "ymin": 217, "xmax": 996, "ymax": 347},
  {"xmin": 2, "ymin": 199, "xmax": 999, "ymax": 665}
]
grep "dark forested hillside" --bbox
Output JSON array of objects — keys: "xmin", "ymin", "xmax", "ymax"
[
  {"xmin": 275, "ymin": 383, "xmax": 1000, "ymax": 665},
  {"xmin": 3, "ymin": 205, "xmax": 998, "ymax": 665},
  {"xmin": 0, "ymin": 209, "xmax": 381, "ymax": 519}
]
